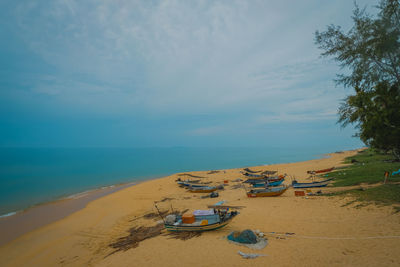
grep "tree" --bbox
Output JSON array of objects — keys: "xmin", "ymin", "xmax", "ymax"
[
  {"xmin": 338, "ymin": 82, "xmax": 400, "ymax": 157},
  {"xmin": 315, "ymin": 0, "xmax": 400, "ymax": 158}
]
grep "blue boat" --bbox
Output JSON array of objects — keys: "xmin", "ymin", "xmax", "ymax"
[
  {"xmin": 292, "ymin": 178, "xmax": 333, "ymax": 188},
  {"xmin": 251, "ymin": 179, "xmax": 284, "ymax": 187}
]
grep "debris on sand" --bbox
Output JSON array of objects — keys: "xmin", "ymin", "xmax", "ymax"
[
  {"xmin": 108, "ymin": 224, "xmax": 164, "ymax": 256},
  {"xmin": 179, "ymin": 209, "xmax": 189, "ymax": 215},
  {"xmin": 207, "ymin": 170, "xmax": 220, "ymax": 174},
  {"xmin": 143, "ymin": 210, "xmax": 169, "ymax": 220},
  {"xmin": 238, "ymin": 251, "xmax": 267, "ymax": 259},
  {"xmin": 164, "ymin": 231, "xmax": 202, "ymax": 240},
  {"xmin": 200, "ymin": 192, "xmax": 219, "ymax": 199},
  {"xmin": 231, "ymin": 184, "xmax": 243, "ymax": 189},
  {"xmin": 159, "ymin": 197, "xmax": 175, "ymax": 202}
]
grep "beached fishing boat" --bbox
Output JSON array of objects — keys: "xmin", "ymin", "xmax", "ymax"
[
  {"xmin": 244, "ymin": 176, "xmax": 284, "ymax": 184},
  {"xmin": 268, "ymin": 176, "xmax": 285, "ymax": 182},
  {"xmin": 307, "ymin": 167, "xmax": 334, "ymax": 174},
  {"xmin": 246, "ymin": 186, "xmax": 288, "ymax": 197},
  {"xmin": 164, "ymin": 209, "xmax": 239, "ymax": 232},
  {"xmin": 251, "ymin": 179, "xmax": 284, "ymax": 187},
  {"xmin": 261, "ymin": 170, "xmax": 277, "ymax": 175},
  {"xmin": 188, "ymin": 186, "xmax": 217, "ymax": 193},
  {"xmin": 176, "ymin": 178, "xmax": 201, "ymax": 183},
  {"xmin": 292, "ymin": 178, "xmax": 333, "ymax": 188},
  {"xmin": 177, "ymin": 181, "xmax": 208, "ymax": 188},
  {"xmin": 242, "ymin": 172, "xmax": 265, "ymax": 178},
  {"xmin": 243, "ymin": 168, "xmax": 261, "ymax": 173}
]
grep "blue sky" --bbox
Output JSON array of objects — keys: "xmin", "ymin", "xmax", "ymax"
[{"xmin": 0, "ymin": 0, "xmax": 377, "ymax": 148}]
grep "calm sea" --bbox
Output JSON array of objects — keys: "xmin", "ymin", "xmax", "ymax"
[{"xmin": 0, "ymin": 146, "xmax": 355, "ymax": 216}]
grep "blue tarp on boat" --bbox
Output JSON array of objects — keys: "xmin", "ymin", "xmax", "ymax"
[{"xmin": 392, "ymin": 169, "xmax": 400, "ymax": 176}]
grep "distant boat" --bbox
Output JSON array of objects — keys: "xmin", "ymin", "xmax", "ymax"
[
  {"xmin": 243, "ymin": 168, "xmax": 261, "ymax": 173},
  {"xmin": 246, "ymin": 186, "xmax": 288, "ymax": 197},
  {"xmin": 292, "ymin": 178, "xmax": 333, "ymax": 188},
  {"xmin": 242, "ymin": 172, "xmax": 265, "ymax": 178},
  {"xmin": 244, "ymin": 176, "xmax": 284, "ymax": 183},
  {"xmin": 242, "ymin": 169, "xmax": 277, "ymax": 175},
  {"xmin": 164, "ymin": 209, "xmax": 239, "ymax": 232},
  {"xmin": 188, "ymin": 186, "xmax": 217, "ymax": 193},
  {"xmin": 177, "ymin": 181, "xmax": 207, "ymax": 188},
  {"xmin": 307, "ymin": 167, "xmax": 334, "ymax": 174},
  {"xmin": 176, "ymin": 178, "xmax": 201, "ymax": 183}
]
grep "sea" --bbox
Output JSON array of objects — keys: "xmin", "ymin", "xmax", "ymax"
[{"xmin": 0, "ymin": 146, "xmax": 357, "ymax": 217}]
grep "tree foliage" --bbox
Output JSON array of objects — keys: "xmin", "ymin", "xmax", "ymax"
[
  {"xmin": 315, "ymin": 0, "xmax": 400, "ymax": 158},
  {"xmin": 338, "ymin": 82, "xmax": 400, "ymax": 156},
  {"xmin": 315, "ymin": 0, "xmax": 400, "ymax": 90}
]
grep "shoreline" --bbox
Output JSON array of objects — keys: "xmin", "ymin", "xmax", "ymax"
[
  {"xmin": 0, "ymin": 182, "xmax": 137, "ymax": 246},
  {"xmin": 0, "ymin": 147, "xmax": 356, "ymax": 219},
  {"xmin": 0, "ymin": 148, "xmax": 342, "ymax": 219},
  {"xmin": 0, "ymin": 149, "xmax": 349, "ymax": 246},
  {"xmin": 2, "ymin": 147, "xmax": 399, "ymax": 266},
  {"xmin": 0, "ymin": 175, "xmax": 168, "ymax": 219},
  {"xmin": 0, "ymin": 184, "xmax": 123, "ymax": 219},
  {"xmin": 0, "ymin": 149, "xmax": 354, "ymax": 246}
]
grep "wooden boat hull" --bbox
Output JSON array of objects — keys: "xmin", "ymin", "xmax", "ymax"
[
  {"xmin": 307, "ymin": 167, "xmax": 334, "ymax": 174},
  {"xmin": 165, "ymin": 219, "xmax": 231, "ymax": 232},
  {"xmin": 244, "ymin": 177, "xmax": 284, "ymax": 184},
  {"xmin": 243, "ymin": 173, "xmax": 264, "ymax": 178},
  {"xmin": 252, "ymin": 179, "xmax": 284, "ymax": 187},
  {"xmin": 267, "ymin": 175, "xmax": 285, "ymax": 182},
  {"xmin": 292, "ymin": 179, "xmax": 333, "ymax": 188},
  {"xmin": 177, "ymin": 182, "xmax": 206, "ymax": 188},
  {"xmin": 243, "ymin": 168, "xmax": 261, "ymax": 173},
  {"xmin": 188, "ymin": 187, "xmax": 217, "ymax": 193},
  {"xmin": 247, "ymin": 187, "xmax": 288, "ymax": 197}
]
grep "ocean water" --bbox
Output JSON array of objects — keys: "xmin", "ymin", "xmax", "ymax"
[{"xmin": 0, "ymin": 146, "xmax": 354, "ymax": 216}]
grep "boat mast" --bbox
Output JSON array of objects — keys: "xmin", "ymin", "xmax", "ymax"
[{"xmin": 154, "ymin": 202, "xmax": 165, "ymax": 223}]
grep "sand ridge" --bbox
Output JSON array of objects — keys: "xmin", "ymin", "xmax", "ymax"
[{"xmin": 1, "ymin": 149, "xmax": 400, "ymax": 266}]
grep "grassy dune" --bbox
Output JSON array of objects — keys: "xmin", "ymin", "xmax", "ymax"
[{"xmin": 326, "ymin": 149, "xmax": 400, "ymax": 207}]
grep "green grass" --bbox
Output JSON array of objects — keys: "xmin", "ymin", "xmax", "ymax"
[
  {"xmin": 352, "ymin": 184, "xmax": 400, "ymax": 205},
  {"xmin": 327, "ymin": 184, "xmax": 400, "ymax": 208},
  {"xmin": 322, "ymin": 149, "xmax": 400, "ymax": 207},
  {"xmin": 324, "ymin": 149, "xmax": 400, "ymax": 187}
]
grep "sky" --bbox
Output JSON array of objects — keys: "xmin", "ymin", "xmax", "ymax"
[{"xmin": 0, "ymin": 0, "xmax": 378, "ymax": 148}]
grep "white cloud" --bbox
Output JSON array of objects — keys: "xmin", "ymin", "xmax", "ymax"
[
  {"xmin": 8, "ymin": 0, "xmax": 376, "ymax": 120},
  {"xmin": 255, "ymin": 110, "xmax": 337, "ymax": 124}
]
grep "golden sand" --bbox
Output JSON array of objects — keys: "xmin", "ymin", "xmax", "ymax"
[{"xmin": 1, "ymin": 149, "xmax": 399, "ymax": 266}]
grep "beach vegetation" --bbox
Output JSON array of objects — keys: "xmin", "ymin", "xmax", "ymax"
[
  {"xmin": 315, "ymin": 0, "xmax": 400, "ymax": 158},
  {"xmin": 325, "ymin": 149, "xmax": 400, "ymax": 208},
  {"xmin": 328, "ymin": 184, "xmax": 400, "ymax": 209},
  {"xmin": 325, "ymin": 148, "xmax": 400, "ymax": 186}
]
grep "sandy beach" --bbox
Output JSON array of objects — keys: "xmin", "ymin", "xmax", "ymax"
[
  {"xmin": 1, "ymin": 149, "xmax": 399, "ymax": 266},
  {"xmin": 0, "ymin": 182, "xmax": 137, "ymax": 246}
]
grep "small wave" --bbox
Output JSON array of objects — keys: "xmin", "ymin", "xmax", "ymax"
[
  {"xmin": 0, "ymin": 211, "xmax": 18, "ymax": 218},
  {"xmin": 64, "ymin": 190, "xmax": 94, "ymax": 200},
  {"xmin": 64, "ymin": 184, "xmax": 120, "ymax": 200}
]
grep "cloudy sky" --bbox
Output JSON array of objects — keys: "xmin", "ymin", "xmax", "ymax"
[{"xmin": 0, "ymin": 0, "xmax": 377, "ymax": 148}]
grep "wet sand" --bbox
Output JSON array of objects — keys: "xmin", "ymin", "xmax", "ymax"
[
  {"xmin": 1, "ymin": 148, "xmax": 400, "ymax": 266},
  {"xmin": 0, "ymin": 183, "xmax": 135, "ymax": 246}
]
